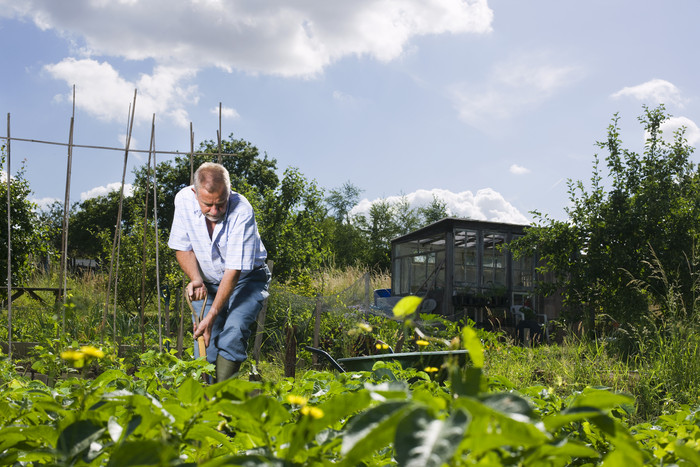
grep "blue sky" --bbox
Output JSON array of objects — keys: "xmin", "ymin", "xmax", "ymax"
[{"xmin": 1, "ymin": 0, "xmax": 698, "ymax": 225}]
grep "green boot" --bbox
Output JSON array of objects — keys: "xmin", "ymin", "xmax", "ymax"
[{"xmin": 216, "ymin": 354, "xmax": 242, "ymax": 382}]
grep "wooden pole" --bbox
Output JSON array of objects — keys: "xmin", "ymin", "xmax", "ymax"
[
  {"xmin": 150, "ymin": 115, "xmax": 164, "ymax": 352},
  {"xmin": 313, "ymin": 294, "xmax": 322, "ymax": 367},
  {"xmin": 101, "ymin": 89, "xmax": 137, "ymax": 343},
  {"xmin": 6, "ymin": 113, "xmax": 12, "ymax": 360},
  {"xmin": 253, "ymin": 260, "xmax": 273, "ymax": 362},
  {"xmin": 217, "ymin": 103, "xmax": 222, "ymax": 164},
  {"xmin": 138, "ymin": 115, "xmax": 154, "ymax": 352},
  {"xmin": 189, "ymin": 122, "xmax": 194, "ymax": 185},
  {"xmin": 60, "ymin": 86, "xmax": 75, "ymax": 337}
]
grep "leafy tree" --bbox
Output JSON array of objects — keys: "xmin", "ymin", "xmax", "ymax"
[
  {"xmin": 512, "ymin": 106, "xmax": 699, "ymax": 329},
  {"xmin": 353, "ymin": 199, "xmax": 400, "ymax": 270},
  {"xmin": 0, "ymin": 152, "xmax": 47, "ymax": 286},
  {"xmin": 255, "ymin": 167, "xmax": 330, "ymax": 283},
  {"xmin": 394, "ymin": 194, "xmax": 421, "ymax": 236},
  {"xmin": 326, "ymin": 181, "xmax": 363, "ymax": 223},
  {"xmin": 69, "ymin": 191, "xmax": 137, "ymax": 260},
  {"xmin": 419, "ymin": 194, "xmax": 450, "ymax": 224},
  {"xmin": 132, "ymin": 134, "xmax": 279, "ymax": 231}
]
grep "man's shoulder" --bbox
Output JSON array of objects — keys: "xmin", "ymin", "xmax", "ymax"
[{"xmin": 175, "ymin": 185, "xmax": 196, "ymax": 202}]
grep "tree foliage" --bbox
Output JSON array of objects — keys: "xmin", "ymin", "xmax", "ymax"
[
  {"xmin": 512, "ymin": 106, "xmax": 699, "ymax": 327},
  {"xmin": 0, "ymin": 152, "xmax": 47, "ymax": 286}
]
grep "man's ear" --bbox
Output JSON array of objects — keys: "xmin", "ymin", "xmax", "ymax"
[{"xmin": 191, "ymin": 187, "xmax": 196, "ymax": 195}]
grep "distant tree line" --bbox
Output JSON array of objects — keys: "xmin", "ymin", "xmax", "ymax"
[
  {"xmin": 5, "ymin": 105, "xmax": 697, "ymax": 331},
  {"xmin": 0, "ymin": 135, "xmax": 449, "ymax": 310}
]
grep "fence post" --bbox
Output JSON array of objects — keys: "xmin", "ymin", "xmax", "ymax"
[
  {"xmin": 365, "ymin": 273, "xmax": 370, "ymax": 310},
  {"xmin": 253, "ymin": 260, "xmax": 273, "ymax": 363},
  {"xmin": 312, "ymin": 294, "xmax": 322, "ymax": 367}
]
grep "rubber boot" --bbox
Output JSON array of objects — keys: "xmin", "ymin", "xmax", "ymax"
[{"xmin": 216, "ymin": 354, "xmax": 242, "ymax": 382}]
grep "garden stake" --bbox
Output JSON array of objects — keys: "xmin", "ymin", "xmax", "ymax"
[{"xmin": 186, "ymin": 289, "xmax": 208, "ymax": 359}]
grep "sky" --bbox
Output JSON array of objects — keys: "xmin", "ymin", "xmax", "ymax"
[{"xmin": 1, "ymin": 0, "xmax": 699, "ymax": 225}]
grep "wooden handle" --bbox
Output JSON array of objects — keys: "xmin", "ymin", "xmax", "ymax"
[{"xmin": 186, "ymin": 288, "xmax": 209, "ymax": 359}]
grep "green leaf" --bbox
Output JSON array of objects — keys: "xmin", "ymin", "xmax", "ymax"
[
  {"xmin": 571, "ymin": 388, "xmax": 635, "ymax": 410},
  {"xmin": 200, "ymin": 454, "xmax": 297, "ymax": 467},
  {"xmin": 341, "ymin": 400, "xmax": 411, "ymax": 465},
  {"xmin": 55, "ymin": 419, "xmax": 106, "ymax": 460},
  {"xmin": 450, "ymin": 367, "xmax": 482, "ymax": 398},
  {"xmin": 106, "ymin": 440, "xmax": 179, "ymax": 467},
  {"xmin": 394, "ymin": 407, "xmax": 469, "ymax": 467},
  {"xmin": 178, "ymin": 377, "xmax": 204, "ymax": 405},
  {"xmin": 461, "ymin": 327, "xmax": 483, "ymax": 368},
  {"xmin": 393, "ymin": 296, "xmax": 423, "ymax": 318}
]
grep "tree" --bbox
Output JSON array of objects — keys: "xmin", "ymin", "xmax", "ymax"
[
  {"xmin": 353, "ymin": 199, "xmax": 400, "ymax": 270},
  {"xmin": 69, "ymin": 191, "xmax": 136, "ymax": 260},
  {"xmin": 326, "ymin": 181, "xmax": 363, "ymax": 223},
  {"xmin": 418, "ymin": 194, "xmax": 450, "ymax": 224},
  {"xmin": 0, "ymin": 152, "xmax": 47, "ymax": 286},
  {"xmin": 511, "ymin": 106, "xmax": 700, "ymax": 328},
  {"xmin": 132, "ymin": 134, "xmax": 279, "ymax": 232},
  {"xmin": 255, "ymin": 167, "xmax": 330, "ymax": 283}
]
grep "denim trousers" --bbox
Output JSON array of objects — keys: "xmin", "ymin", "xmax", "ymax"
[{"xmin": 191, "ymin": 265, "xmax": 271, "ymax": 363}]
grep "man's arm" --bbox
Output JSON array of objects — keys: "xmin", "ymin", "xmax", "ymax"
[
  {"xmin": 175, "ymin": 250, "xmax": 207, "ymax": 301},
  {"xmin": 193, "ymin": 268, "xmax": 241, "ymax": 347}
]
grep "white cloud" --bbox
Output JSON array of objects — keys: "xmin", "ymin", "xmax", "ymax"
[
  {"xmin": 509, "ymin": 164, "xmax": 530, "ymax": 175},
  {"xmin": 3, "ymin": 0, "xmax": 493, "ymax": 77},
  {"xmin": 211, "ymin": 105, "xmax": 240, "ymax": 119},
  {"xmin": 31, "ymin": 197, "xmax": 60, "ymax": 211},
  {"xmin": 660, "ymin": 116, "xmax": 700, "ymax": 146},
  {"xmin": 451, "ymin": 53, "xmax": 581, "ymax": 128},
  {"xmin": 350, "ymin": 187, "xmax": 530, "ymax": 225},
  {"xmin": 44, "ymin": 59, "xmax": 198, "ymax": 127},
  {"xmin": 80, "ymin": 182, "xmax": 133, "ymax": 201},
  {"xmin": 611, "ymin": 79, "xmax": 686, "ymax": 107}
]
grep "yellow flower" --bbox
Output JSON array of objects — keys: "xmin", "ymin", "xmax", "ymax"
[
  {"xmin": 375, "ymin": 343, "xmax": 390, "ymax": 350},
  {"xmin": 424, "ymin": 367, "xmax": 439, "ymax": 373},
  {"xmin": 286, "ymin": 394, "xmax": 308, "ymax": 406},
  {"xmin": 60, "ymin": 350, "xmax": 85, "ymax": 362},
  {"xmin": 79, "ymin": 346, "xmax": 105, "ymax": 359},
  {"xmin": 301, "ymin": 406, "xmax": 324, "ymax": 419},
  {"xmin": 357, "ymin": 322, "xmax": 373, "ymax": 332},
  {"xmin": 416, "ymin": 339, "xmax": 430, "ymax": 347}
]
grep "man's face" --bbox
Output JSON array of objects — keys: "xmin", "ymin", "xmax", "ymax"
[{"xmin": 194, "ymin": 186, "xmax": 229, "ymax": 222}]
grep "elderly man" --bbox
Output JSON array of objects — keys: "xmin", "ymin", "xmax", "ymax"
[{"xmin": 168, "ymin": 162, "xmax": 270, "ymax": 381}]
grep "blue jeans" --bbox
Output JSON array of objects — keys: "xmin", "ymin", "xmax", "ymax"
[{"xmin": 191, "ymin": 265, "xmax": 271, "ymax": 363}]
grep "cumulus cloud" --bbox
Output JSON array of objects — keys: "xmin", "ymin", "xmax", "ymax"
[
  {"xmin": 611, "ymin": 79, "xmax": 686, "ymax": 107},
  {"xmin": 450, "ymin": 52, "xmax": 581, "ymax": 128},
  {"xmin": 350, "ymin": 188, "xmax": 530, "ymax": 225},
  {"xmin": 2, "ymin": 0, "xmax": 493, "ymax": 77},
  {"xmin": 660, "ymin": 116, "xmax": 700, "ymax": 146},
  {"xmin": 31, "ymin": 197, "xmax": 60, "ymax": 211},
  {"xmin": 45, "ymin": 59, "xmax": 198, "ymax": 127},
  {"xmin": 211, "ymin": 105, "xmax": 240, "ymax": 119},
  {"xmin": 6, "ymin": 1, "xmax": 492, "ymax": 124},
  {"xmin": 80, "ymin": 182, "xmax": 133, "ymax": 201},
  {"xmin": 509, "ymin": 164, "xmax": 530, "ymax": 175}
]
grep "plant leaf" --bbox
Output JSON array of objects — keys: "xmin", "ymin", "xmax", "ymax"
[
  {"xmin": 393, "ymin": 296, "xmax": 423, "ymax": 318},
  {"xmin": 394, "ymin": 407, "xmax": 469, "ymax": 467}
]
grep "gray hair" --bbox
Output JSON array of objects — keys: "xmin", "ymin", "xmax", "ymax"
[{"xmin": 193, "ymin": 162, "xmax": 231, "ymax": 194}]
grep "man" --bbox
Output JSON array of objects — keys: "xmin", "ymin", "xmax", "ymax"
[{"xmin": 168, "ymin": 162, "xmax": 270, "ymax": 381}]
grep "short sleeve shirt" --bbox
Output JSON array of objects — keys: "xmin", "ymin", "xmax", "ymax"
[{"xmin": 168, "ymin": 186, "xmax": 267, "ymax": 284}]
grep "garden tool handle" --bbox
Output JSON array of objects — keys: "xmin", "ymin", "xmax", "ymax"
[{"xmin": 186, "ymin": 288, "xmax": 208, "ymax": 359}]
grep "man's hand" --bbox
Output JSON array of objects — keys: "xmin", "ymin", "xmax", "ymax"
[
  {"xmin": 193, "ymin": 311, "xmax": 215, "ymax": 347},
  {"xmin": 186, "ymin": 280, "xmax": 207, "ymax": 301}
]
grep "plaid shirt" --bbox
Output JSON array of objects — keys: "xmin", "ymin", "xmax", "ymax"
[{"xmin": 168, "ymin": 186, "xmax": 267, "ymax": 284}]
